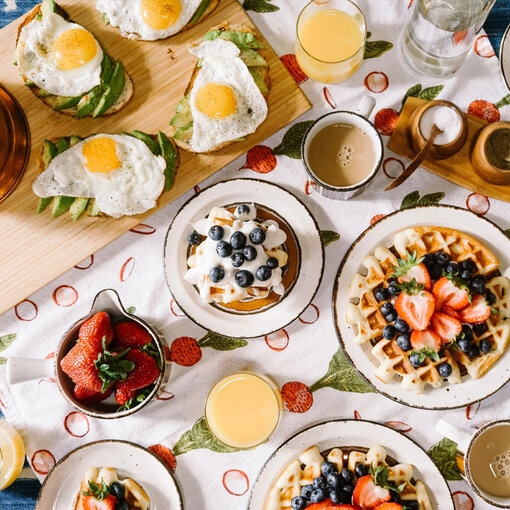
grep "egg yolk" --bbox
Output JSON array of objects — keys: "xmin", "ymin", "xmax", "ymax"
[
  {"xmin": 52, "ymin": 28, "xmax": 97, "ymax": 70},
  {"xmin": 141, "ymin": 0, "xmax": 182, "ymax": 29},
  {"xmin": 195, "ymin": 83, "xmax": 237, "ymax": 119},
  {"xmin": 82, "ymin": 138, "xmax": 120, "ymax": 174}
]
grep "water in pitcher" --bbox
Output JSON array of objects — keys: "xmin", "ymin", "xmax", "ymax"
[{"xmin": 402, "ymin": 0, "xmax": 494, "ymax": 76}]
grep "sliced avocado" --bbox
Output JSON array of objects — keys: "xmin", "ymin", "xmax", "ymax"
[
  {"xmin": 37, "ymin": 197, "xmax": 52, "ymax": 214},
  {"xmin": 56, "ymin": 138, "xmax": 70, "ymax": 154},
  {"xmin": 175, "ymin": 95, "xmax": 190, "ymax": 114},
  {"xmin": 75, "ymin": 85, "xmax": 104, "ymax": 119},
  {"xmin": 24, "ymin": 80, "xmax": 36, "ymax": 88},
  {"xmin": 132, "ymin": 131, "xmax": 161, "ymax": 155},
  {"xmin": 101, "ymin": 13, "xmax": 110, "ymax": 25},
  {"xmin": 69, "ymin": 135, "xmax": 83, "ymax": 147},
  {"xmin": 51, "ymin": 196, "xmax": 75, "ymax": 218},
  {"xmin": 42, "ymin": 140, "xmax": 58, "ymax": 168},
  {"xmin": 158, "ymin": 132, "xmax": 177, "ymax": 191},
  {"xmin": 240, "ymin": 49, "xmax": 267, "ymax": 67},
  {"xmin": 173, "ymin": 122, "xmax": 193, "ymax": 141},
  {"xmin": 101, "ymin": 54, "xmax": 113, "ymax": 84},
  {"xmin": 86, "ymin": 198, "xmax": 101, "ymax": 216},
  {"xmin": 189, "ymin": 0, "xmax": 211, "ymax": 24},
  {"xmin": 170, "ymin": 96, "xmax": 192, "ymax": 128},
  {"xmin": 41, "ymin": 0, "xmax": 57, "ymax": 17},
  {"xmin": 69, "ymin": 198, "xmax": 89, "ymax": 220},
  {"xmin": 51, "ymin": 95, "xmax": 82, "ymax": 110},
  {"xmin": 203, "ymin": 30, "xmax": 263, "ymax": 50},
  {"xmin": 93, "ymin": 62, "xmax": 125, "ymax": 118},
  {"xmin": 249, "ymin": 69, "xmax": 268, "ymax": 94},
  {"xmin": 36, "ymin": 89, "xmax": 53, "ymax": 98}
]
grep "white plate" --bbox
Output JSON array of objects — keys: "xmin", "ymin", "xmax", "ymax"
[
  {"xmin": 248, "ymin": 419, "xmax": 454, "ymax": 510},
  {"xmin": 163, "ymin": 179, "xmax": 324, "ymax": 338},
  {"xmin": 333, "ymin": 205, "xmax": 510, "ymax": 409},
  {"xmin": 36, "ymin": 440, "xmax": 182, "ymax": 510},
  {"xmin": 500, "ymin": 23, "xmax": 510, "ymax": 92}
]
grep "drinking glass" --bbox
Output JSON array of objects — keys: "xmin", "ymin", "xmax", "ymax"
[
  {"xmin": 0, "ymin": 420, "xmax": 25, "ymax": 490},
  {"xmin": 401, "ymin": 0, "xmax": 495, "ymax": 76}
]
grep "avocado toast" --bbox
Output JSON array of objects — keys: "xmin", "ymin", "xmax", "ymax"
[{"xmin": 15, "ymin": 0, "xmax": 134, "ymax": 118}]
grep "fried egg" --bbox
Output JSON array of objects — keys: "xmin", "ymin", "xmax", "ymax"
[
  {"xmin": 33, "ymin": 135, "xmax": 166, "ymax": 218},
  {"xmin": 95, "ymin": 0, "xmax": 204, "ymax": 40},
  {"xmin": 188, "ymin": 39, "xmax": 268, "ymax": 153},
  {"xmin": 16, "ymin": 12, "xmax": 103, "ymax": 97}
]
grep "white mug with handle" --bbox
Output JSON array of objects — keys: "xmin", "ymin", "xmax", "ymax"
[{"xmin": 436, "ymin": 419, "xmax": 510, "ymax": 508}]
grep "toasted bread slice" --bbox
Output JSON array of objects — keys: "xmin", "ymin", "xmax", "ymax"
[
  {"xmin": 170, "ymin": 22, "xmax": 271, "ymax": 153},
  {"xmin": 16, "ymin": 3, "xmax": 133, "ymax": 118}
]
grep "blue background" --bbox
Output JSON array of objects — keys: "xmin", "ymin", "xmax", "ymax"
[{"xmin": 0, "ymin": 0, "xmax": 509, "ymax": 507}]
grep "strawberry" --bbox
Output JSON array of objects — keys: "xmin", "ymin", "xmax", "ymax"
[
  {"xmin": 458, "ymin": 294, "xmax": 491, "ymax": 324},
  {"xmin": 115, "ymin": 387, "xmax": 137, "ymax": 406},
  {"xmin": 82, "ymin": 494, "xmax": 116, "ymax": 510},
  {"xmin": 61, "ymin": 341, "xmax": 104, "ymax": 392},
  {"xmin": 79, "ymin": 312, "xmax": 113, "ymax": 350},
  {"xmin": 352, "ymin": 476, "xmax": 391, "ymax": 509},
  {"xmin": 73, "ymin": 384, "xmax": 113, "ymax": 405},
  {"xmin": 410, "ymin": 328, "xmax": 442, "ymax": 352},
  {"xmin": 114, "ymin": 321, "xmax": 152, "ymax": 349},
  {"xmin": 441, "ymin": 305, "xmax": 460, "ymax": 320},
  {"xmin": 392, "ymin": 252, "xmax": 431, "ymax": 290},
  {"xmin": 430, "ymin": 312, "xmax": 462, "ymax": 342},
  {"xmin": 394, "ymin": 285, "xmax": 435, "ymax": 331},
  {"xmin": 433, "ymin": 277, "xmax": 470, "ymax": 311},
  {"xmin": 374, "ymin": 504, "xmax": 402, "ymax": 510},
  {"xmin": 307, "ymin": 500, "xmax": 360, "ymax": 510}
]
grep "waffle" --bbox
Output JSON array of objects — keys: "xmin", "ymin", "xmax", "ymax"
[
  {"xmin": 73, "ymin": 466, "xmax": 150, "ymax": 510},
  {"xmin": 345, "ymin": 226, "xmax": 510, "ymax": 393},
  {"xmin": 265, "ymin": 444, "xmax": 432, "ymax": 510}
]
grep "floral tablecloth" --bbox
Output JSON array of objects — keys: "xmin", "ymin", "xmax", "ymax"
[{"xmin": 1, "ymin": 0, "xmax": 509, "ymax": 509}]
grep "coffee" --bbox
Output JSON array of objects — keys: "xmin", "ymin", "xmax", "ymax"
[
  {"xmin": 469, "ymin": 423, "xmax": 510, "ymax": 498},
  {"xmin": 306, "ymin": 122, "xmax": 376, "ymax": 187}
]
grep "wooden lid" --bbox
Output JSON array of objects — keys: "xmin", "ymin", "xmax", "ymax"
[{"xmin": 0, "ymin": 84, "xmax": 30, "ymax": 204}]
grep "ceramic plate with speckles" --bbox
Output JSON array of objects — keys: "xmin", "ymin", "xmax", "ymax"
[
  {"xmin": 163, "ymin": 179, "xmax": 324, "ymax": 338},
  {"xmin": 500, "ymin": 23, "xmax": 510, "ymax": 92},
  {"xmin": 333, "ymin": 205, "xmax": 510, "ymax": 410},
  {"xmin": 36, "ymin": 440, "xmax": 182, "ymax": 510},
  {"xmin": 248, "ymin": 419, "xmax": 454, "ymax": 510}
]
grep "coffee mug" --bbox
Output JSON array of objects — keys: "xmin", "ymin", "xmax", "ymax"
[
  {"xmin": 301, "ymin": 95, "xmax": 383, "ymax": 200},
  {"xmin": 436, "ymin": 419, "xmax": 510, "ymax": 508}
]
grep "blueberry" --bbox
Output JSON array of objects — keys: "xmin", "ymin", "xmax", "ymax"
[
  {"xmin": 115, "ymin": 503, "xmax": 129, "ymax": 510},
  {"xmin": 460, "ymin": 270, "xmax": 473, "ymax": 282},
  {"xmin": 321, "ymin": 461, "xmax": 337, "ymax": 476},
  {"xmin": 473, "ymin": 322, "xmax": 488, "ymax": 336},
  {"xmin": 312, "ymin": 476, "xmax": 327, "ymax": 490},
  {"xmin": 410, "ymin": 352, "xmax": 424, "ymax": 368},
  {"xmin": 480, "ymin": 339, "xmax": 492, "ymax": 353},
  {"xmin": 394, "ymin": 318, "xmax": 409, "ymax": 333},
  {"xmin": 341, "ymin": 484, "xmax": 354, "ymax": 496},
  {"xmin": 460, "ymin": 259, "xmax": 477, "ymax": 273},
  {"xmin": 327, "ymin": 472, "xmax": 342, "ymax": 489},
  {"xmin": 243, "ymin": 246, "xmax": 257, "ymax": 261},
  {"xmin": 111, "ymin": 481, "xmax": 125, "ymax": 501},
  {"xmin": 329, "ymin": 489, "xmax": 341, "ymax": 504},
  {"xmin": 354, "ymin": 462, "xmax": 369, "ymax": 478},
  {"xmin": 236, "ymin": 204, "xmax": 251, "ymax": 216},
  {"xmin": 209, "ymin": 266, "xmax": 225, "ymax": 283},
  {"xmin": 231, "ymin": 252, "xmax": 245, "ymax": 268},
  {"xmin": 434, "ymin": 251, "xmax": 450, "ymax": 266},
  {"xmin": 445, "ymin": 261, "xmax": 459, "ymax": 275},
  {"xmin": 256, "ymin": 265, "xmax": 272, "ymax": 281},
  {"xmin": 188, "ymin": 231, "xmax": 201, "ymax": 245},
  {"xmin": 291, "ymin": 496, "xmax": 307, "ymax": 510},
  {"xmin": 381, "ymin": 302, "xmax": 394, "ymax": 316},
  {"xmin": 340, "ymin": 468, "xmax": 354, "ymax": 484},
  {"xmin": 429, "ymin": 263, "xmax": 443, "ymax": 280},
  {"xmin": 461, "ymin": 324, "xmax": 473, "ymax": 341},
  {"xmin": 486, "ymin": 291, "xmax": 497, "ymax": 305},
  {"xmin": 300, "ymin": 484, "xmax": 314, "ymax": 500},
  {"xmin": 405, "ymin": 502, "xmax": 420, "ymax": 510},
  {"xmin": 235, "ymin": 270, "xmax": 254, "ymax": 288},
  {"xmin": 397, "ymin": 334, "xmax": 412, "ymax": 351},
  {"xmin": 387, "ymin": 281, "xmax": 401, "ymax": 296},
  {"xmin": 230, "ymin": 231, "xmax": 247, "ymax": 250},
  {"xmin": 422, "ymin": 253, "xmax": 434, "ymax": 268},
  {"xmin": 385, "ymin": 312, "xmax": 398, "ymax": 323},
  {"xmin": 216, "ymin": 240, "xmax": 233, "ymax": 257},
  {"xmin": 438, "ymin": 362, "xmax": 452, "ymax": 378},
  {"xmin": 458, "ymin": 338, "xmax": 472, "ymax": 353},
  {"xmin": 374, "ymin": 287, "xmax": 389, "ymax": 301},
  {"xmin": 468, "ymin": 344, "xmax": 480, "ymax": 358},
  {"xmin": 267, "ymin": 257, "xmax": 279, "ymax": 269},
  {"xmin": 470, "ymin": 275, "xmax": 486, "ymax": 295},
  {"xmin": 250, "ymin": 228, "xmax": 266, "ymax": 245},
  {"xmin": 208, "ymin": 225, "xmax": 224, "ymax": 241},
  {"xmin": 383, "ymin": 325, "xmax": 396, "ymax": 340},
  {"xmin": 310, "ymin": 489, "xmax": 326, "ymax": 504}
]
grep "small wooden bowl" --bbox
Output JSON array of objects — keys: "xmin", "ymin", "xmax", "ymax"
[
  {"xmin": 408, "ymin": 99, "xmax": 468, "ymax": 159},
  {"xmin": 471, "ymin": 121, "xmax": 510, "ymax": 185}
]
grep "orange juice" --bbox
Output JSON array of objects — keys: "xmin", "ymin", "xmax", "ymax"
[
  {"xmin": 0, "ymin": 421, "xmax": 25, "ymax": 490},
  {"xmin": 295, "ymin": 0, "xmax": 366, "ymax": 83},
  {"xmin": 205, "ymin": 372, "xmax": 282, "ymax": 448}
]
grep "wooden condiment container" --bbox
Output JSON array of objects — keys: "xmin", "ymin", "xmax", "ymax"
[
  {"xmin": 408, "ymin": 99, "xmax": 468, "ymax": 159},
  {"xmin": 471, "ymin": 121, "xmax": 510, "ymax": 185}
]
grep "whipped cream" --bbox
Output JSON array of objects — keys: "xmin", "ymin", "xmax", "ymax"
[{"xmin": 185, "ymin": 205, "xmax": 288, "ymax": 304}]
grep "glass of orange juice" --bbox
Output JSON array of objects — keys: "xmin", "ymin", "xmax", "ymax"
[
  {"xmin": 295, "ymin": 0, "xmax": 367, "ymax": 83},
  {"xmin": 205, "ymin": 372, "xmax": 282, "ymax": 449},
  {"xmin": 0, "ymin": 420, "xmax": 25, "ymax": 490}
]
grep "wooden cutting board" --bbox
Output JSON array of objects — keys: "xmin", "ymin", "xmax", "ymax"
[
  {"xmin": 388, "ymin": 96, "xmax": 510, "ymax": 202},
  {"xmin": 0, "ymin": 0, "xmax": 311, "ymax": 315}
]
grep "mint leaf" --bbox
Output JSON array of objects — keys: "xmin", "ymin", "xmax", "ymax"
[
  {"xmin": 364, "ymin": 40, "xmax": 393, "ymax": 59},
  {"xmin": 82, "ymin": 479, "xmax": 112, "ymax": 500},
  {"xmin": 428, "ymin": 438, "xmax": 462, "ymax": 480},
  {"xmin": 273, "ymin": 121, "xmax": 314, "ymax": 159},
  {"xmin": 126, "ymin": 306, "xmax": 136, "ymax": 314},
  {"xmin": 243, "ymin": 0, "xmax": 280, "ymax": 12},
  {"xmin": 320, "ymin": 230, "xmax": 340, "ymax": 247}
]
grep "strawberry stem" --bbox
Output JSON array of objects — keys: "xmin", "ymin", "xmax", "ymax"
[{"xmin": 94, "ymin": 337, "xmax": 135, "ymax": 392}]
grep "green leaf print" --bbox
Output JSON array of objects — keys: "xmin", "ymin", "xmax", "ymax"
[
  {"xmin": 320, "ymin": 230, "xmax": 340, "ymax": 247},
  {"xmin": 309, "ymin": 348, "xmax": 375, "ymax": 393},
  {"xmin": 428, "ymin": 438, "xmax": 463, "ymax": 480},
  {"xmin": 364, "ymin": 40, "xmax": 393, "ymax": 59},
  {"xmin": 400, "ymin": 191, "xmax": 445, "ymax": 209},
  {"xmin": 401, "ymin": 84, "xmax": 422, "ymax": 111},
  {"xmin": 126, "ymin": 306, "xmax": 136, "ymax": 314},
  {"xmin": 418, "ymin": 85, "xmax": 444, "ymax": 101},
  {"xmin": 273, "ymin": 121, "xmax": 314, "ymax": 159},
  {"xmin": 172, "ymin": 417, "xmax": 246, "ymax": 455},
  {"xmin": 495, "ymin": 94, "xmax": 510, "ymax": 109},
  {"xmin": 0, "ymin": 333, "xmax": 17, "ymax": 365},
  {"xmin": 243, "ymin": 0, "xmax": 280, "ymax": 12},
  {"xmin": 197, "ymin": 332, "xmax": 248, "ymax": 351}
]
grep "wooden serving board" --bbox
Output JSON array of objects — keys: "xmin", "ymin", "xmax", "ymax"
[
  {"xmin": 0, "ymin": 0, "xmax": 311, "ymax": 315},
  {"xmin": 388, "ymin": 96, "xmax": 510, "ymax": 203}
]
